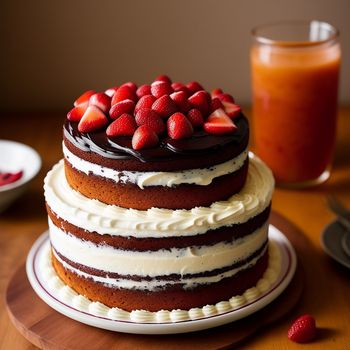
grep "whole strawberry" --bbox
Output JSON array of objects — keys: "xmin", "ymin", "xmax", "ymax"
[{"xmin": 288, "ymin": 314, "xmax": 317, "ymax": 343}]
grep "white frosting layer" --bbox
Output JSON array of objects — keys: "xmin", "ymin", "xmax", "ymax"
[
  {"xmin": 63, "ymin": 142, "xmax": 248, "ymax": 188},
  {"xmin": 40, "ymin": 239, "xmax": 282, "ymax": 322},
  {"xmin": 44, "ymin": 154, "xmax": 274, "ymax": 238},
  {"xmin": 49, "ymin": 218, "xmax": 268, "ymax": 279}
]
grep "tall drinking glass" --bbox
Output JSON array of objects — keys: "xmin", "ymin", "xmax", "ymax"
[{"xmin": 251, "ymin": 21, "xmax": 340, "ymax": 187}]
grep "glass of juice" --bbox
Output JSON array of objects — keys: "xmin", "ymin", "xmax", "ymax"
[{"xmin": 251, "ymin": 21, "xmax": 341, "ymax": 188}]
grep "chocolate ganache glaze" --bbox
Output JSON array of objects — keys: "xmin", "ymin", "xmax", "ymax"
[{"xmin": 64, "ymin": 114, "xmax": 249, "ymax": 165}]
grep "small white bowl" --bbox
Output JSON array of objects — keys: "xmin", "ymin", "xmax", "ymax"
[{"xmin": 0, "ymin": 140, "xmax": 42, "ymax": 213}]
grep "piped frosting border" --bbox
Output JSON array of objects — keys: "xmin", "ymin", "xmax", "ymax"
[{"xmin": 40, "ymin": 240, "xmax": 281, "ymax": 323}]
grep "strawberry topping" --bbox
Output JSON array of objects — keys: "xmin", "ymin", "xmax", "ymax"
[
  {"xmin": 111, "ymin": 86, "xmax": 137, "ymax": 105},
  {"xmin": 135, "ymin": 95, "xmax": 156, "ymax": 114},
  {"xmin": 74, "ymin": 90, "xmax": 95, "ymax": 107},
  {"xmin": 106, "ymin": 113, "xmax": 137, "ymax": 136},
  {"xmin": 78, "ymin": 106, "xmax": 108, "ymax": 133},
  {"xmin": 132, "ymin": 125, "xmax": 159, "ymax": 150},
  {"xmin": 89, "ymin": 92, "xmax": 111, "ymax": 113},
  {"xmin": 186, "ymin": 81, "xmax": 204, "ymax": 94},
  {"xmin": 167, "ymin": 112, "xmax": 193, "ymax": 140},
  {"xmin": 152, "ymin": 95, "xmax": 177, "ymax": 118},
  {"xmin": 135, "ymin": 108, "xmax": 165, "ymax": 135},
  {"xmin": 187, "ymin": 109, "xmax": 204, "ymax": 128},
  {"xmin": 170, "ymin": 91, "xmax": 190, "ymax": 113},
  {"xmin": 67, "ymin": 104, "xmax": 88, "ymax": 122},
  {"xmin": 188, "ymin": 90, "xmax": 211, "ymax": 116},
  {"xmin": 203, "ymin": 109, "xmax": 237, "ymax": 135},
  {"xmin": 136, "ymin": 84, "xmax": 151, "ymax": 98},
  {"xmin": 223, "ymin": 101, "xmax": 241, "ymax": 119},
  {"xmin": 109, "ymin": 99, "xmax": 135, "ymax": 120},
  {"xmin": 151, "ymin": 81, "xmax": 173, "ymax": 98}
]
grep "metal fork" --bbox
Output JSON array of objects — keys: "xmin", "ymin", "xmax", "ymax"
[{"xmin": 326, "ymin": 195, "xmax": 350, "ymax": 232}]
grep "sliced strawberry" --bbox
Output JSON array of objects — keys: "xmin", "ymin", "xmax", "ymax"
[
  {"xmin": 217, "ymin": 93, "xmax": 235, "ymax": 103},
  {"xmin": 186, "ymin": 81, "xmax": 204, "ymax": 94},
  {"xmin": 67, "ymin": 103, "xmax": 88, "ymax": 122},
  {"xmin": 132, "ymin": 125, "xmax": 159, "ymax": 150},
  {"xmin": 135, "ymin": 95, "xmax": 156, "ymax": 114},
  {"xmin": 0, "ymin": 171, "xmax": 23, "ymax": 187},
  {"xmin": 211, "ymin": 88, "xmax": 223, "ymax": 98},
  {"xmin": 106, "ymin": 113, "xmax": 137, "ymax": 136},
  {"xmin": 171, "ymin": 82, "xmax": 190, "ymax": 96},
  {"xmin": 111, "ymin": 86, "xmax": 137, "ymax": 105},
  {"xmin": 187, "ymin": 109, "xmax": 204, "ymax": 128},
  {"xmin": 109, "ymin": 99, "xmax": 135, "ymax": 120},
  {"xmin": 210, "ymin": 97, "xmax": 224, "ymax": 113},
  {"xmin": 188, "ymin": 90, "xmax": 211, "ymax": 116},
  {"xmin": 154, "ymin": 74, "xmax": 172, "ymax": 84},
  {"xmin": 167, "ymin": 112, "xmax": 193, "ymax": 140},
  {"xmin": 204, "ymin": 109, "xmax": 237, "ymax": 135},
  {"xmin": 135, "ymin": 108, "xmax": 165, "ymax": 135},
  {"xmin": 136, "ymin": 84, "xmax": 151, "ymax": 98},
  {"xmin": 74, "ymin": 90, "xmax": 95, "ymax": 107},
  {"xmin": 223, "ymin": 101, "xmax": 241, "ymax": 118},
  {"xmin": 105, "ymin": 86, "xmax": 119, "ymax": 97},
  {"xmin": 170, "ymin": 91, "xmax": 190, "ymax": 113},
  {"xmin": 78, "ymin": 106, "xmax": 108, "ymax": 133},
  {"xmin": 288, "ymin": 314, "xmax": 317, "ymax": 343},
  {"xmin": 89, "ymin": 92, "xmax": 111, "ymax": 113},
  {"xmin": 150, "ymin": 81, "xmax": 173, "ymax": 98},
  {"xmin": 152, "ymin": 95, "xmax": 177, "ymax": 118},
  {"xmin": 120, "ymin": 81, "xmax": 138, "ymax": 92}
]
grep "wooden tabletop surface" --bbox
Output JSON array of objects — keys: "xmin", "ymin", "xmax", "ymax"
[{"xmin": 0, "ymin": 108, "xmax": 349, "ymax": 349}]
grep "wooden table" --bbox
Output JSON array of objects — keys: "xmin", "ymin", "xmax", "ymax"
[{"xmin": 0, "ymin": 108, "xmax": 349, "ymax": 349}]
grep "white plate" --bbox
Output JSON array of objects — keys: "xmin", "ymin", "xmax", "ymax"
[{"xmin": 26, "ymin": 225, "xmax": 296, "ymax": 334}]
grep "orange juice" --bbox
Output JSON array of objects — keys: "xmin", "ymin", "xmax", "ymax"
[{"xmin": 251, "ymin": 22, "xmax": 340, "ymax": 186}]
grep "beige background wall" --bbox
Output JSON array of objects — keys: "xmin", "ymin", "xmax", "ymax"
[{"xmin": 1, "ymin": 0, "xmax": 349, "ymax": 112}]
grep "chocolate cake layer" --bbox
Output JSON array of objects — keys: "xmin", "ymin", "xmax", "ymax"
[
  {"xmin": 63, "ymin": 158, "xmax": 249, "ymax": 210},
  {"xmin": 47, "ymin": 204, "xmax": 271, "ymax": 251},
  {"xmin": 63, "ymin": 114, "xmax": 249, "ymax": 172},
  {"xmin": 52, "ymin": 249, "xmax": 268, "ymax": 312}
]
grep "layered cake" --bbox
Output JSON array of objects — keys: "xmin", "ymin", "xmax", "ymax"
[{"xmin": 44, "ymin": 75, "xmax": 274, "ymax": 312}]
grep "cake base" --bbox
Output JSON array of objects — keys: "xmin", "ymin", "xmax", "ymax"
[{"xmin": 5, "ymin": 212, "xmax": 304, "ymax": 348}]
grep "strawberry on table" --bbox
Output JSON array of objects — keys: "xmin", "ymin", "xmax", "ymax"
[
  {"xmin": 132, "ymin": 125, "xmax": 159, "ymax": 150},
  {"xmin": 106, "ymin": 113, "xmax": 137, "ymax": 136},
  {"xmin": 78, "ymin": 106, "xmax": 109, "ymax": 133},
  {"xmin": 288, "ymin": 314, "xmax": 317, "ymax": 343},
  {"xmin": 167, "ymin": 112, "xmax": 193, "ymax": 139},
  {"xmin": 204, "ymin": 108, "xmax": 237, "ymax": 135}
]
